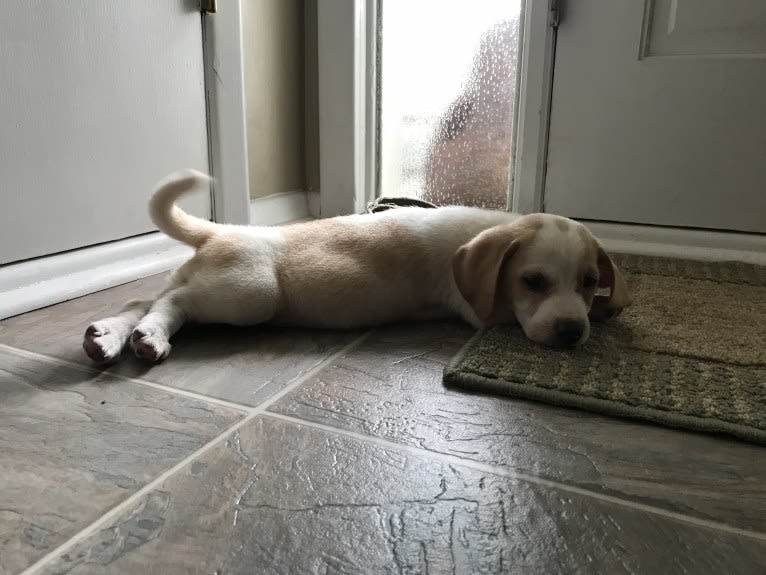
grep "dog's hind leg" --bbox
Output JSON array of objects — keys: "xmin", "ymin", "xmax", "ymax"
[
  {"xmin": 130, "ymin": 287, "xmax": 191, "ymax": 362},
  {"xmin": 83, "ymin": 299, "xmax": 153, "ymax": 364}
]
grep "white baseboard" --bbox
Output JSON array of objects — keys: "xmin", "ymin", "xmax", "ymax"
[
  {"xmin": 1, "ymin": 196, "xmax": 318, "ymax": 320},
  {"xmin": 0, "ymin": 234, "xmax": 192, "ymax": 320},
  {"xmin": 249, "ymin": 191, "xmax": 310, "ymax": 225},
  {"xmin": 307, "ymin": 190, "xmax": 321, "ymax": 218},
  {"xmin": 584, "ymin": 221, "xmax": 766, "ymax": 265}
]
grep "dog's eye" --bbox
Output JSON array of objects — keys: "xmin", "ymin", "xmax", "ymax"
[
  {"xmin": 583, "ymin": 275, "xmax": 598, "ymax": 290},
  {"xmin": 522, "ymin": 273, "xmax": 548, "ymax": 292}
]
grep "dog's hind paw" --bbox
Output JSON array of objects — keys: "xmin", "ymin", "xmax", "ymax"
[
  {"xmin": 130, "ymin": 328, "xmax": 171, "ymax": 363},
  {"xmin": 83, "ymin": 322, "xmax": 125, "ymax": 364}
]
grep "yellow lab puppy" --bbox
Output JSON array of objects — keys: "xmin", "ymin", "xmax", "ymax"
[{"xmin": 83, "ymin": 170, "xmax": 631, "ymax": 363}]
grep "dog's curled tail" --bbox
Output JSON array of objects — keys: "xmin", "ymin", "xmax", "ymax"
[{"xmin": 149, "ymin": 169, "xmax": 217, "ymax": 248}]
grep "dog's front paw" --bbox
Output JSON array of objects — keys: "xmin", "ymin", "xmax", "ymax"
[
  {"xmin": 130, "ymin": 328, "xmax": 171, "ymax": 363},
  {"xmin": 83, "ymin": 322, "xmax": 126, "ymax": 364}
]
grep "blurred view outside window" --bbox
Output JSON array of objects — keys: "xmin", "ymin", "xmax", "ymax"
[{"xmin": 379, "ymin": 0, "xmax": 522, "ymax": 209}]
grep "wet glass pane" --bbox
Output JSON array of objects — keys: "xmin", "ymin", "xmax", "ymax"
[{"xmin": 379, "ymin": 1, "xmax": 522, "ymax": 209}]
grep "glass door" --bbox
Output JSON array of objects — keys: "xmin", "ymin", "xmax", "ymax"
[{"xmin": 378, "ymin": 0, "xmax": 523, "ymax": 209}]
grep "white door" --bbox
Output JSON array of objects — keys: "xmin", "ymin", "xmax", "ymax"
[
  {"xmin": 544, "ymin": 0, "xmax": 766, "ymax": 233},
  {"xmin": 0, "ymin": 0, "xmax": 210, "ymax": 265}
]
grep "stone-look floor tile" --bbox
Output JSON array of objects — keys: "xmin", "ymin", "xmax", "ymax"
[
  {"xmin": 0, "ymin": 274, "xmax": 361, "ymax": 406},
  {"xmin": 107, "ymin": 323, "xmax": 361, "ymax": 407},
  {"xmin": 0, "ymin": 348, "xmax": 244, "ymax": 575},
  {"xmin": 270, "ymin": 323, "xmax": 766, "ymax": 531},
  {"xmin": 39, "ymin": 416, "xmax": 766, "ymax": 575}
]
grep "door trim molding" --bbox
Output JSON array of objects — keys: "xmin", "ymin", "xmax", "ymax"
[
  {"xmin": 316, "ymin": 0, "xmax": 376, "ymax": 217},
  {"xmin": 203, "ymin": 0, "xmax": 251, "ymax": 225},
  {"xmin": 585, "ymin": 221, "xmax": 766, "ymax": 265},
  {"xmin": 511, "ymin": 0, "xmax": 556, "ymax": 214},
  {"xmin": 0, "ymin": 234, "xmax": 192, "ymax": 320}
]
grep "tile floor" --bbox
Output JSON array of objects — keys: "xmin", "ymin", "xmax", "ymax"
[{"xmin": 1, "ymin": 274, "xmax": 764, "ymax": 575}]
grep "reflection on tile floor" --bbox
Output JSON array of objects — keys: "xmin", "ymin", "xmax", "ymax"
[
  {"xmin": 0, "ymin": 347, "xmax": 244, "ymax": 575},
  {"xmin": 1, "ymin": 275, "xmax": 764, "ymax": 574}
]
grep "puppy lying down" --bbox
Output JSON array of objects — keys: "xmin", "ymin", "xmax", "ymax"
[{"xmin": 83, "ymin": 170, "xmax": 632, "ymax": 364}]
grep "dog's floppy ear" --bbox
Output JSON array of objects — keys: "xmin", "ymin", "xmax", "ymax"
[
  {"xmin": 452, "ymin": 225, "xmax": 521, "ymax": 322},
  {"xmin": 589, "ymin": 245, "xmax": 632, "ymax": 321}
]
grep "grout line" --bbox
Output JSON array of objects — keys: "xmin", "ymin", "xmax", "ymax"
[
  {"xmin": 17, "ymin": 412, "xmax": 259, "ymax": 575},
  {"xmin": 0, "ymin": 343, "xmax": 251, "ymax": 413},
  {"xmin": 108, "ymin": 375, "xmax": 254, "ymax": 413},
  {"xmin": 1, "ymin": 331, "xmax": 366, "ymax": 414},
  {"xmin": 265, "ymin": 412, "xmax": 766, "ymax": 543},
  {"xmin": 8, "ymin": 333, "xmax": 766, "ymax": 562},
  {"xmin": 251, "ymin": 331, "xmax": 370, "ymax": 412},
  {"xmin": 15, "ymin": 332, "xmax": 370, "ymax": 575}
]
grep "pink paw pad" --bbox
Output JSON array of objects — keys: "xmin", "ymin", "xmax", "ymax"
[{"xmin": 131, "ymin": 329, "xmax": 170, "ymax": 363}]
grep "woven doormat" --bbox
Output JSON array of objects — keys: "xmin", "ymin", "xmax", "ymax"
[{"xmin": 444, "ymin": 254, "xmax": 766, "ymax": 444}]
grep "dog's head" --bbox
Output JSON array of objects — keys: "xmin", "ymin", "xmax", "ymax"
[{"xmin": 452, "ymin": 214, "xmax": 631, "ymax": 347}]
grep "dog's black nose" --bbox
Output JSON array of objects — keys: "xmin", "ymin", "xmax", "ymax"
[{"xmin": 555, "ymin": 319, "xmax": 585, "ymax": 346}]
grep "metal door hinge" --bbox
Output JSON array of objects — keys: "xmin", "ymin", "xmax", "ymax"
[
  {"xmin": 549, "ymin": 0, "xmax": 561, "ymax": 28},
  {"xmin": 201, "ymin": 0, "xmax": 217, "ymax": 14}
]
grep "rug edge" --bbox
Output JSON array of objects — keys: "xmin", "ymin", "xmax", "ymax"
[{"xmin": 443, "ymin": 363, "xmax": 766, "ymax": 446}]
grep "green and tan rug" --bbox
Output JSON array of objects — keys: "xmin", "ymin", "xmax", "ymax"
[{"xmin": 444, "ymin": 254, "xmax": 766, "ymax": 444}]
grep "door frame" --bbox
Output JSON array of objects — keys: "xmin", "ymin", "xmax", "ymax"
[
  {"xmin": 511, "ymin": 0, "xmax": 557, "ymax": 215},
  {"xmin": 0, "ymin": 2, "xmax": 251, "ymax": 320},
  {"xmin": 204, "ymin": 0, "xmax": 251, "ymax": 226},
  {"xmin": 316, "ymin": 0, "xmax": 550, "ymax": 216},
  {"xmin": 317, "ymin": 0, "xmax": 765, "ymax": 264},
  {"xmin": 315, "ymin": 0, "xmax": 377, "ymax": 217}
]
